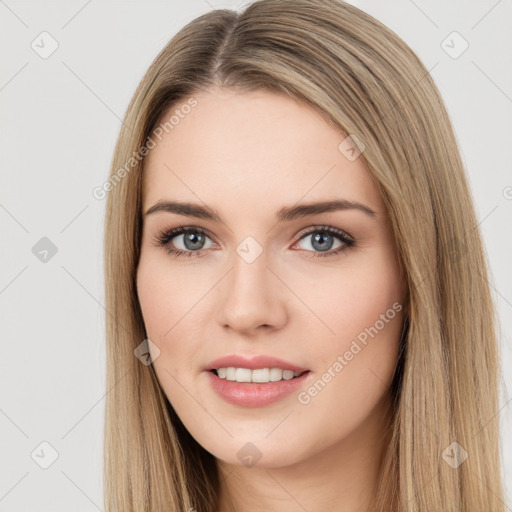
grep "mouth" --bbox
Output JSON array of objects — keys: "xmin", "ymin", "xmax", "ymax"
[
  {"xmin": 206, "ymin": 367, "xmax": 312, "ymax": 407},
  {"xmin": 210, "ymin": 367, "xmax": 310, "ymax": 383},
  {"xmin": 204, "ymin": 355, "xmax": 311, "ymax": 407}
]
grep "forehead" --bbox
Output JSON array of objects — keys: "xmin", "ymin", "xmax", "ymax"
[{"xmin": 142, "ymin": 87, "xmax": 383, "ymax": 215}]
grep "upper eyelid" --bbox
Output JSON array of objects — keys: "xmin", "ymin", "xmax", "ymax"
[{"xmin": 161, "ymin": 224, "xmax": 353, "ymax": 246}]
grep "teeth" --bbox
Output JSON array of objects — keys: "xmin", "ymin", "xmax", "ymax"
[
  {"xmin": 252, "ymin": 368, "xmax": 269, "ymax": 382},
  {"xmin": 214, "ymin": 367, "xmax": 305, "ymax": 383},
  {"xmin": 236, "ymin": 368, "xmax": 252, "ymax": 382}
]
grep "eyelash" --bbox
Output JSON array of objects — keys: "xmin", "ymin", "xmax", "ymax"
[{"xmin": 152, "ymin": 225, "xmax": 355, "ymax": 259}]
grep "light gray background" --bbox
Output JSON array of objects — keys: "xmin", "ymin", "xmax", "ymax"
[{"xmin": 0, "ymin": 0, "xmax": 511, "ymax": 510}]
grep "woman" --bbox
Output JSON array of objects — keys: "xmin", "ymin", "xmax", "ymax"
[{"xmin": 103, "ymin": 0, "xmax": 505, "ymax": 510}]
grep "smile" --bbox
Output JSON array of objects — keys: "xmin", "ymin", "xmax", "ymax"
[
  {"xmin": 213, "ymin": 367, "xmax": 307, "ymax": 383},
  {"xmin": 206, "ymin": 369, "xmax": 311, "ymax": 408}
]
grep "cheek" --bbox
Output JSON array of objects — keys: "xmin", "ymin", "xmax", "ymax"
[
  {"xmin": 292, "ymin": 270, "xmax": 403, "ymax": 448},
  {"xmin": 291, "ymin": 251, "xmax": 403, "ymax": 347},
  {"xmin": 291, "ymin": 249, "xmax": 403, "ymax": 403},
  {"xmin": 136, "ymin": 252, "xmax": 201, "ymax": 339},
  {"xmin": 136, "ymin": 255, "xmax": 196, "ymax": 382},
  {"xmin": 136, "ymin": 251, "xmax": 216, "ymax": 383}
]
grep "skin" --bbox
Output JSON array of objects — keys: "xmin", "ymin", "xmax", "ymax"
[{"xmin": 136, "ymin": 86, "xmax": 406, "ymax": 512}]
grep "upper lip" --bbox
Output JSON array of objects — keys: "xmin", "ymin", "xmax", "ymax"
[{"xmin": 205, "ymin": 355, "xmax": 309, "ymax": 372}]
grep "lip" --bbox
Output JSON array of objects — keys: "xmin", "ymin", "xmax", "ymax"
[
  {"xmin": 205, "ymin": 369, "xmax": 311, "ymax": 408},
  {"xmin": 205, "ymin": 354, "xmax": 309, "ymax": 373}
]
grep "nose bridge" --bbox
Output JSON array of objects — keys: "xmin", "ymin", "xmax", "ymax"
[
  {"xmin": 231, "ymin": 242, "xmax": 269, "ymax": 297},
  {"xmin": 217, "ymin": 238, "xmax": 287, "ymax": 332}
]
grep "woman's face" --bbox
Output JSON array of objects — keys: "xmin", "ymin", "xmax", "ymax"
[{"xmin": 137, "ymin": 87, "xmax": 405, "ymax": 469}]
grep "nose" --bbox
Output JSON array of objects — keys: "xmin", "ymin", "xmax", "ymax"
[{"xmin": 216, "ymin": 249, "xmax": 288, "ymax": 335}]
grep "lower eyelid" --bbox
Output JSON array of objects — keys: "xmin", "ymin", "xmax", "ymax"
[{"xmin": 156, "ymin": 227, "xmax": 354, "ymax": 257}]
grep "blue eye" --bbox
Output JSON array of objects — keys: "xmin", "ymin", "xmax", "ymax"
[
  {"xmin": 294, "ymin": 226, "xmax": 355, "ymax": 258},
  {"xmin": 153, "ymin": 226, "xmax": 213, "ymax": 258},
  {"xmin": 153, "ymin": 225, "xmax": 355, "ymax": 259}
]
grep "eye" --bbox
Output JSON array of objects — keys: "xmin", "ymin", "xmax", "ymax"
[
  {"xmin": 292, "ymin": 225, "xmax": 355, "ymax": 258},
  {"xmin": 152, "ymin": 226, "xmax": 215, "ymax": 258},
  {"xmin": 152, "ymin": 225, "xmax": 355, "ymax": 259}
]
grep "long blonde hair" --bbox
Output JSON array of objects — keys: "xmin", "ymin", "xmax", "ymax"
[{"xmin": 103, "ymin": 0, "xmax": 505, "ymax": 510}]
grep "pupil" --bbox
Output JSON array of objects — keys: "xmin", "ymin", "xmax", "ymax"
[
  {"xmin": 312, "ymin": 232, "xmax": 332, "ymax": 252},
  {"xmin": 184, "ymin": 232, "xmax": 204, "ymax": 250}
]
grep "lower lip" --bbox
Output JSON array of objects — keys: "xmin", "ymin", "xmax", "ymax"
[{"xmin": 205, "ymin": 370, "xmax": 311, "ymax": 408}]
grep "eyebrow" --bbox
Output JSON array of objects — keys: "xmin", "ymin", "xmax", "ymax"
[{"xmin": 144, "ymin": 199, "xmax": 376, "ymax": 222}]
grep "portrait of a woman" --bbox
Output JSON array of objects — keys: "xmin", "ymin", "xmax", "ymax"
[{"xmin": 102, "ymin": 0, "xmax": 506, "ymax": 510}]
